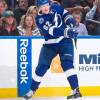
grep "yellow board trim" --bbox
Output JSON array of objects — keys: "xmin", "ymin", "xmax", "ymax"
[
  {"xmin": 0, "ymin": 88, "xmax": 17, "ymax": 98},
  {"xmin": 0, "ymin": 86, "xmax": 100, "ymax": 98}
]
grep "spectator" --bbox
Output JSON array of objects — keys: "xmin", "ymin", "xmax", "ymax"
[
  {"xmin": 0, "ymin": 0, "xmax": 7, "ymax": 18},
  {"xmin": 73, "ymin": 12, "xmax": 88, "ymax": 36},
  {"xmin": 5, "ymin": 0, "xmax": 13, "ymax": 9},
  {"xmin": 0, "ymin": 0, "xmax": 7, "ymax": 29},
  {"xmin": 61, "ymin": 0, "xmax": 91, "ymax": 11},
  {"xmin": 85, "ymin": 0, "xmax": 100, "ymax": 35},
  {"xmin": 79, "ymin": 0, "xmax": 88, "ymax": 7},
  {"xmin": 61, "ymin": 0, "xmax": 90, "ymax": 22},
  {"xmin": 5, "ymin": 0, "xmax": 18, "ymax": 10},
  {"xmin": 85, "ymin": 0, "xmax": 94, "ymax": 8},
  {"xmin": 17, "ymin": 15, "xmax": 40, "ymax": 36},
  {"xmin": 0, "ymin": 10, "xmax": 20, "ymax": 36},
  {"xmin": 14, "ymin": 0, "xmax": 28, "ymax": 25},
  {"xmin": 26, "ymin": 5, "xmax": 38, "ymax": 17},
  {"xmin": 28, "ymin": 0, "xmax": 35, "ymax": 6},
  {"xmin": 61, "ymin": 0, "xmax": 80, "ymax": 9}
]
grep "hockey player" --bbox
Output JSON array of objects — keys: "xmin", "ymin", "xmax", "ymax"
[{"xmin": 24, "ymin": 0, "xmax": 82, "ymax": 99}]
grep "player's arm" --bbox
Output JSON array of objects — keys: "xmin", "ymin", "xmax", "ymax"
[
  {"xmin": 62, "ymin": 9, "xmax": 76, "ymax": 28},
  {"xmin": 49, "ymin": 4, "xmax": 77, "ymax": 38},
  {"xmin": 62, "ymin": 9, "xmax": 78, "ymax": 38}
]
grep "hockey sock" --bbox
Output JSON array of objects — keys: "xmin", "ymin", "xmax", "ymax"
[
  {"xmin": 30, "ymin": 79, "xmax": 40, "ymax": 91},
  {"xmin": 67, "ymin": 75, "xmax": 79, "ymax": 90}
]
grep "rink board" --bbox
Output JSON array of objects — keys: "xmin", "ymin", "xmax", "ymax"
[
  {"xmin": 0, "ymin": 36, "xmax": 100, "ymax": 98},
  {"xmin": 1, "ymin": 86, "xmax": 100, "ymax": 98}
]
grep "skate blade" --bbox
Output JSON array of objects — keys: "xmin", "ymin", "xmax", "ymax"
[
  {"xmin": 67, "ymin": 97, "xmax": 82, "ymax": 100},
  {"xmin": 23, "ymin": 98, "xmax": 32, "ymax": 100}
]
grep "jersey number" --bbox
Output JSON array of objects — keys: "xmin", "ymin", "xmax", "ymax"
[{"xmin": 43, "ymin": 21, "xmax": 52, "ymax": 30}]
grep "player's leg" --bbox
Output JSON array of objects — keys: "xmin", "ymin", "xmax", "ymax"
[
  {"xmin": 59, "ymin": 38, "xmax": 82, "ymax": 99},
  {"xmin": 24, "ymin": 45, "xmax": 57, "ymax": 99}
]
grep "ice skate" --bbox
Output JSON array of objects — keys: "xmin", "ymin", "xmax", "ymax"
[
  {"xmin": 67, "ymin": 88, "xmax": 82, "ymax": 99},
  {"xmin": 23, "ymin": 90, "xmax": 34, "ymax": 100}
]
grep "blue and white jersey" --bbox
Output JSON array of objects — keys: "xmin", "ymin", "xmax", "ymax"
[{"xmin": 35, "ymin": 4, "xmax": 76, "ymax": 44}]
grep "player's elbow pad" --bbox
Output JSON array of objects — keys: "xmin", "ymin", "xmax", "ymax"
[{"xmin": 65, "ymin": 17, "xmax": 76, "ymax": 28}]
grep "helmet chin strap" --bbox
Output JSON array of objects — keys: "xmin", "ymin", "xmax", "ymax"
[
  {"xmin": 38, "ymin": 10, "xmax": 43, "ymax": 14},
  {"xmin": 38, "ymin": 10, "xmax": 49, "ymax": 15}
]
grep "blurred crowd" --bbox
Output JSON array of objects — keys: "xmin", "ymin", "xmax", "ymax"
[{"xmin": 0, "ymin": 0, "xmax": 100, "ymax": 36}]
